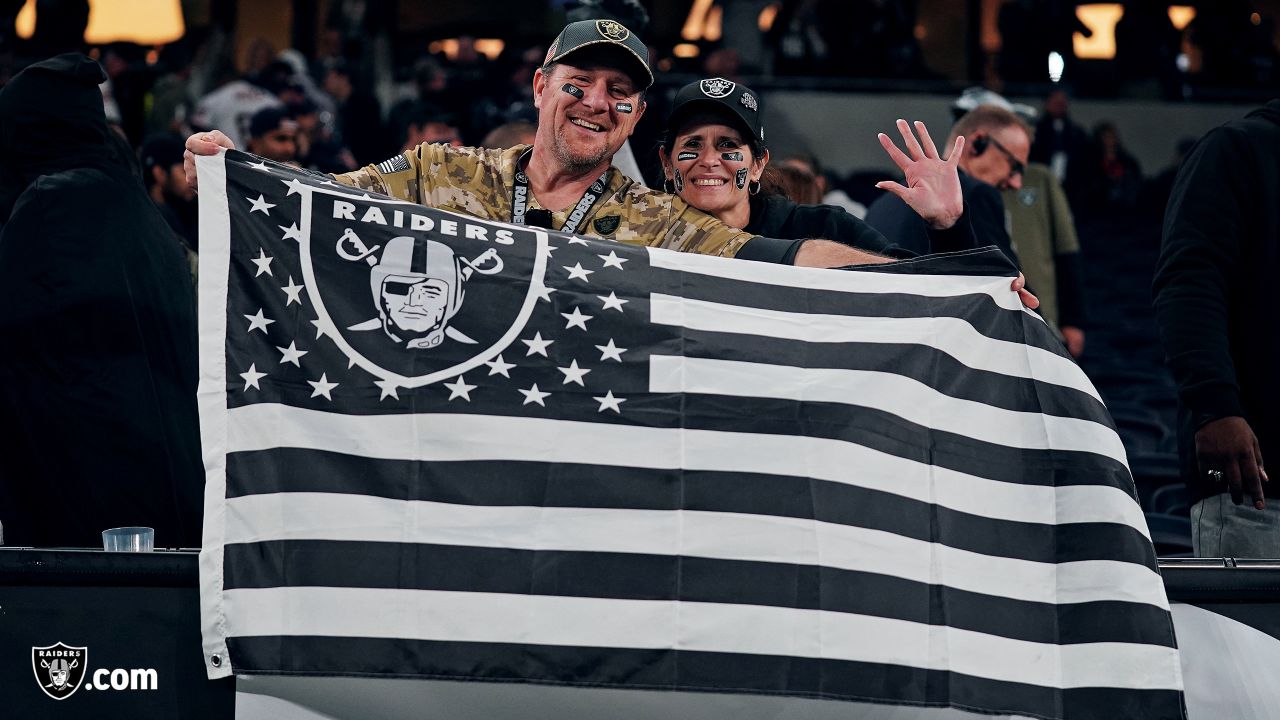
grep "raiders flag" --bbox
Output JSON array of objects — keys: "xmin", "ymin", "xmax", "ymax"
[{"xmin": 196, "ymin": 150, "xmax": 1186, "ymax": 720}]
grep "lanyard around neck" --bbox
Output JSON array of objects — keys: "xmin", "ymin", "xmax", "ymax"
[{"xmin": 510, "ymin": 147, "xmax": 611, "ymax": 234}]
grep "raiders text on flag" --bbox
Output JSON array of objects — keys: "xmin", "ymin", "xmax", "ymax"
[{"xmin": 196, "ymin": 151, "xmax": 1185, "ymax": 720}]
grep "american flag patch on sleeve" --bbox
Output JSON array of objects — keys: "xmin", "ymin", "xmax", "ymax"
[{"xmin": 375, "ymin": 155, "xmax": 411, "ymax": 175}]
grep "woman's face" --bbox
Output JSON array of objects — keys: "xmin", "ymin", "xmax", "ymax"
[{"xmin": 664, "ymin": 117, "xmax": 767, "ymax": 223}]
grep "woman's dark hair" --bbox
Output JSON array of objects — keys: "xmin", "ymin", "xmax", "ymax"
[{"xmin": 759, "ymin": 164, "xmax": 822, "ymax": 205}]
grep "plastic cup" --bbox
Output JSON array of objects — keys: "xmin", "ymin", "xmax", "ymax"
[{"xmin": 102, "ymin": 527, "xmax": 155, "ymax": 552}]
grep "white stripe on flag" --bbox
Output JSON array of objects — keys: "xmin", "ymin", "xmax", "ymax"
[
  {"xmin": 221, "ymin": 586, "xmax": 1183, "ymax": 691},
  {"xmin": 223, "ymin": 492, "xmax": 1168, "ymax": 609},
  {"xmin": 649, "ymin": 294, "xmax": 1098, "ymax": 401},
  {"xmin": 650, "ymin": 356, "xmax": 1126, "ymax": 464},
  {"xmin": 226, "ymin": 404, "xmax": 1149, "ymax": 538},
  {"xmin": 647, "ymin": 247, "xmax": 1028, "ymax": 312}
]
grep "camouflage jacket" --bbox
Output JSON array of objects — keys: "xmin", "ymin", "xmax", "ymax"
[{"xmin": 335, "ymin": 144, "xmax": 755, "ymax": 257}]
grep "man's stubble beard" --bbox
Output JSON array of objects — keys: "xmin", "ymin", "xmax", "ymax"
[{"xmin": 550, "ymin": 124, "xmax": 613, "ymax": 174}]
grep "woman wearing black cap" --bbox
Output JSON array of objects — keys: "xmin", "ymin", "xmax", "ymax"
[{"xmin": 657, "ymin": 78, "xmax": 974, "ymax": 256}]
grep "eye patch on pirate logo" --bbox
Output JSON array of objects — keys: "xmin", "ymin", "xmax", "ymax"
[
  {"xmin": 561, "ymin": 83, "xmax": 585, "ymax": 99},
  {"xmin": 721, "ymin": 152, "xmax": 744, "ymax": 162},
  {"xmin": 735, "ymin": 168, "xmax": 748, "ymax": 189},
  {"xmin": 676, "ymin": 151, "xmax": 698, "ymax": 162}
]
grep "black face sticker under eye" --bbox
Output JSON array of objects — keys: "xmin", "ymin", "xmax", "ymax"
[
  {"xmin": 721, "ymin": 152, "xmax": 744, "ymax": 162},
  {"xmin": 615, "ymin": 102, "xmax": 633, "ymax": 113},
  {"xmin": 673, "ymin": 167, "xmax": 685, "ymax": 193},
  {"xmin": 735, "ymin": 168, "xmax": 748, "ymax": 189},
  {"xmin": 561, "ymin": 83, "xmax": 584, "ymax": 99},
  {"xmin": 676, "ymin": 151, "xmax": 698, "ymax": 162}
]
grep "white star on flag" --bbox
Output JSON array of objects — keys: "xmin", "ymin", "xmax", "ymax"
[
  {"xmin": 248, "ymin": 195, "xmax": 276, "ymax": 214},
  {"xmin": 567, "ymin": 236, "xmax": 589, "ymax": 246},
  {"xmin": 374, "ymin": 379, "xmax": 400, "ymax": 401},
  {"xmin": 283, "ymin": 178, "xmax": 308, "ymax": 196},
  {"xmin": 519, "ymin": 383, "xmax": 550, "ymax": 406},
  {"xmin": 564, "ymin": 262, "xmax": 593, "ymax": 282},
  {"xmin": 596, "ymin": 339, "xmax": 626, "ymax": 362},
  {"xmin": 556, "ymin": 360, "xmax": 591, "ymax": 386},
  {"xmin": 308, "ymin": 373, "xmax": 338, "ymax": 400},
  {"xmin": 240, "ymin": 364, "xmax": 267, "ymax": 391},
  {"xmin": 592, "ymin": 390, "xmax": 625, "ymax": 413},
  {"xmin": 277, "ymin": 341, "xmax": 308, "ymax": 366},
  {"xmin": 598, "ymin": 251, "xmax": 628, "ymax": 269},
  {"xmin": 484, "ymin": 354, "xmax": 517, "ymax": 378},
  {"xmin": 443, "ymin": 375, "xmax": 477, "ymax": 401},
  {"xmin": 521, "ymin": 332, "xmax": 554, "ymax": 357},
  {"xmin": 561, "ymin": 307, "xmax": 592, "ymax": 330},
  {"xmin": 310, "ymin": 317, "xmax": 332, "ymax": 339},
  {"xmin": 280, "ymin": 276, "xmax": 305, "ymax": 306},
  {"xmin": 597, "ymin": 292, "xmax": 627, "ymax": 312},
  {"xmin": 245, "ymin": 308, "xmax": 275, "ymax": 333},
  {"xmin": 251, "ymin": 248, "xmax": 274, "ymax": 277},
  {"xmin": 280, "ymin": 223, "xmax": 304, "ymax": 242},
  {"xmin": 249, "ymin": 160, "xmax": 271, "ymax": 173}
]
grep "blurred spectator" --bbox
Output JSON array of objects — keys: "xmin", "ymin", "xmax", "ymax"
[
  {"xmin": 276, "ymin": 48, "xmax": 336, "ymax": 118},
  {"xmin": 139, "ymin": 132, "xmax": 198, "ymax": 280},
  {"xmin": 289, "ymin": 98, "xmax": 357, "ymax": 174},
  {"xmin": 1153, "ymin": 99, "xmax": 1280, "ymax": 556},
  {"xmin": 0, "ymin": 54, "xmax": 204, "ymax": 548},
  {"xmin": 1088, "ymin": 121, "xmax": 1143, "ymax": 213},
  {"xmin": 246, "ymin": 106, "xmax": 299, "ymax": 164},
  {"xmin": 322, "ymin": 60, "xmax": 385, "ymax": 166},
  {"xmin": 396, "ymin": 101, "xmax": 462, "ymax": 153},
  {"xmin": 190, "ymin": 61, "xmax": 285, "ymax": 150},
  {"xmin": 1030, "ymin": 90, "xmax": 1092, "ymax": 210},
  {"xmin": 242, "ymin": 37, "xmax": 276, "ymax": 77},
  {"xmin": 1142, "ymin": 137, "xmax": 1197, "ymax": 217},
  {"xmin": 1114, "ymin": 0, "xmax": 1181, "ymax": 98},
  {"xmin": 780, "ymin": 153, "xmax": 866, "ymax": 217},
  {"xmin": 481, "ymin": 120, "xmax": 537, "ymax": 149},
  {"xmin": 145, "ymin": 40, "xmax": 198, "ymax": 137},
  {"xmin": 387, "ymin": 57, "xmax": 457, "ymax": 152},
  {"xmin": 760, "ymin": 163, "xmax": 823, "ymax": 205},
  {"xmin": 1002, "ymin": 162, "xmax": 1087, "ymax": 357}
]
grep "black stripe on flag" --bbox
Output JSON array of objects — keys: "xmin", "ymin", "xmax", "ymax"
[
  {"xmin": 225, "ymin": 450, "xmax": 1152, "ymax": 566},
  {"xmin": 225, "ymin": 635, "xmax": 1186, "ymax": 720},
  {"xmin": 223, "ymin": 540, "xmax": 1174, "ymax": 647}
]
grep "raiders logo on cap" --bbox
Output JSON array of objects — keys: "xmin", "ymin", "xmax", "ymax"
[
  {"xmin": 597, "ymin": 19, "xmax": 629, "ymax": 42},
  {"xmin": 700, "ymin": 78, "xmax": 735, "ymax": 98}
]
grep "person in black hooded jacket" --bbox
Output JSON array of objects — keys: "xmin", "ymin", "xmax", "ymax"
[
  {"xmin": 1153, "ymin": 99, "xmax": 1280, "ymax": 557},
  {"xmin": 0, "ymin": 54, "xmax": 204, "ymax": 548}
]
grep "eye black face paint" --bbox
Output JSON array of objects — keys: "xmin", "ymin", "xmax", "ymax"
[
  {"xmin": 735, "ymin": 168, "xmax": 748, "ymax": 190},
  {"xmin": 615, "ymin": 102, "xmax": 633, "ymax": 113},
  {"xmin": 561, "ymin": 83, "xmax": 584, "ymax": 99},
  {"xmin": 673, "ymin": 167, "xmax": 685, "ymax": 193},
  {"xmin": 721, "ymin": 152, "xmax": 744, "ymax": 162},
  {"xmin": 676, "ymin": 151, "xmax": 698, "ymax": 162}
]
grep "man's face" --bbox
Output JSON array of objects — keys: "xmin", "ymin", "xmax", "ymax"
[
  {"xmin": 249, "ymin": 123, "xmax": 298, "ymax": 163},
  {"xmin": 382, "ymin": 276, "xmax": 449, "ymax": 333},
  {"xmin": 162, "ymin": 162, "xmax": 195, "ymax": 202},
  {"xmin": 963, "ymin": 125, "xmax": 1030, "ymax": 190},
  {"xmin": 532, "ymin": 58, "xmax": 645, "ymax": 174}
]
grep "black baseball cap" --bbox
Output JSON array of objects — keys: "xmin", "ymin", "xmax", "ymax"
[
  {"xmin": 248, "ymin": 106, "xmax": 297, "ymax": 139},
  {"xmin": 545, "ymin": 19, "xmax": 652, "ymax": 91},
  {"xmin": 666, "ymin": 78, "xmax": 765, "ymax": 148},
  {"xmin": 139, "ymin": 133, "xmax": 185, "ymax": 171}
]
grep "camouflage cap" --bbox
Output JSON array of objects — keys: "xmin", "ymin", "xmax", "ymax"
[{"xmin": 545, "ymin": 19, "xmax": 652, "ymax": 91}]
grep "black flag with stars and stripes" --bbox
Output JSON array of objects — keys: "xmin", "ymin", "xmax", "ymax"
[{"xmin": 195, "ymin": 150, "xmax": 1186, "ymax": 720}]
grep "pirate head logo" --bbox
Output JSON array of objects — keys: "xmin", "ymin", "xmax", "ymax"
[
  {"xmin": 300, "ymin": 190, "xmax": 549, "ymax": 390},
  {"xmin": 596, "ymin": 20, "xmax": 629, "ymax": 42},
  {"xmin": 700, "ymin": 78, "xmax": 735, "ymax": 99},
  {"xmin": 32, "ymin": 643, "xmax": 87, "ymax": 700},
  {"xmin": 346, "ymin": 234, "xmax": 503, "ymax": 350}
]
